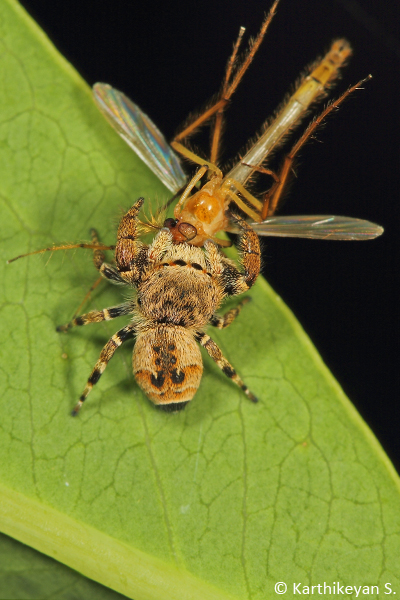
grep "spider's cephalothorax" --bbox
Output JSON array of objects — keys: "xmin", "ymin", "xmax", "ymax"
[{"xmin": 57, "ymin": 197, "xmax": 261, "ymax": 414}]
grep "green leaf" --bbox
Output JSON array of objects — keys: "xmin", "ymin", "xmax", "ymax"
[
  {"xmin": 1, "ymin": 1, "xmax": 400, "ymax": 599},
  {"xmin": 0, "ymin": 531, "xmax": 127, "ymax": 600}
]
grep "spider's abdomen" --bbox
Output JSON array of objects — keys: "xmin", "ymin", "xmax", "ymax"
[{"xmin": 133, "ymin": 326, "xmax": 203, "ymax": 407}]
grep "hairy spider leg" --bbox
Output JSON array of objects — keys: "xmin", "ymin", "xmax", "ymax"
[
  {"xmin": 71, "ymin": 324, "xmax": 136, "ymax": 416},
  {"xmin": 195, "ymin": 331, "xmax": 257, "ymax": 403},
  {"xmin": 210, "ymin": 297, "xmax": 251, "ymax": 329}
]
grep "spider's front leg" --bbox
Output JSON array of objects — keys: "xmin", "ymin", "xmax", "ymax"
[
  {"xmin": 217, "ymin": 213, "xmax": 261, "ymax": 296},
  {"xmin": 58, "ymin": 197, "xmax": 148, "ymax": 332},
  {"xmin": 115, "ymin": 197, "xmax": 149, "ymax": 284}
]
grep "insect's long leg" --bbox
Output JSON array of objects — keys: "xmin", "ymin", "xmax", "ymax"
[
  {"xmin": 171, "ymin": 142, "xmax": 222, "ymax": 177},
  {"xmin": 71, "ymin": 228, "xmax": 122, "ymax": 318},
  {"xmin": 72, "ymin": 275, "xmax": 103, "ymax": 319},
  {"xmin": 173, "ymin": 164, "xmax": 209, "ymax": 216},
  {"xmin": 209, "ymin": 25, "xmax": 246, "ymax": 165},
  {"xmin": 71, "ymin": 323, "xmax": 136, "ymax": 416},
  {"xmin": 219, "ymin": 177, "xmax": 265, "ymax": 223},
  {"xmin": 7, "ymin": 242, "xmax": 114, "ymax": 264},
  {"xmin": 222, "ymin": 179, "xmax": 263, "ymax": 211},
  {"xmin": 195, "ymin": 331, "xmax": 257, "ymax": 403},
  {"xmin": 173, "ymin": 99, "xmax": 229, "ymax": 146},
  {"xmin": 222, "ymin": 178, "xmax": 264, "ymax": 213},
  {"xmin": 265, "ymin": 75, "xmax": 372, "ymax": 218},
  {"xmin": 224, "ymin": 0, "xmax": 280, "ymax": 100},
  {"xmin": 241, "ymin": 163, "xmax": 280, "ymax": 183},
  {"xmin": 221, "ymin": 27, "xmax": 246, "ymax": 97},
  {"xmin": 173, "ymin": 0, "xmax": 280, "ymax": 149},
  {"xmin": 223, "ymin": 190, "xmax": 261, "ymax": 223}
]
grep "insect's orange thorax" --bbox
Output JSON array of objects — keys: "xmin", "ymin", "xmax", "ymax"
[{"xmin": 175, "ymin": 179, "xmax": 229, "ymax": 246}]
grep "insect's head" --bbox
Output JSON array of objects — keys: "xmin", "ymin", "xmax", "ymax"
[{"xmin": 163, "ymin": 217, "xmax": 197, "ymax": 244}]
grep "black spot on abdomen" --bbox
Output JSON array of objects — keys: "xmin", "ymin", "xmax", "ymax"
[
  {"xmin": 151, "ymin": 371, "xmax": 165, "ymax": 388},
  {"xmin": 171, "ymin": 369, "xmax": 185, "ymax": 384}
]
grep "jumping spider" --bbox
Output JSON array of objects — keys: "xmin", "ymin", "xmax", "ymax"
[{"xmin": 55, "ymin": 197, "xmax": 260, "ymax": 414}]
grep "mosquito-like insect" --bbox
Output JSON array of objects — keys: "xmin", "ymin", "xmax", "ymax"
[{"xmin": 92, "ymin": 0, "xmax": 383, "ymax": 247}]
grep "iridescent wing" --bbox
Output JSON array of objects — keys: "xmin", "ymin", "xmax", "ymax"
[
  {"xmin": 93, "ymin": 83, "xmax": 187, "ymax": 193},
  {"xmin": 236, "ymin": 215, "xmax": 383, "ymax": 240}
]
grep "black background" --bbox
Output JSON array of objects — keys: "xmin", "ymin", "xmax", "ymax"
[{"xmin": 18, "ymin": 0, "xmax": 400, "ymax": 472}]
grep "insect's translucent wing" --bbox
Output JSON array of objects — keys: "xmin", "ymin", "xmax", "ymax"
[
  {"xmin": 93, "ymin": 83, "xmax": 187, "ymax": 193},
  {"xmin": 240, "ymin": 215, "xmax": 384, "ymax": 240}
]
